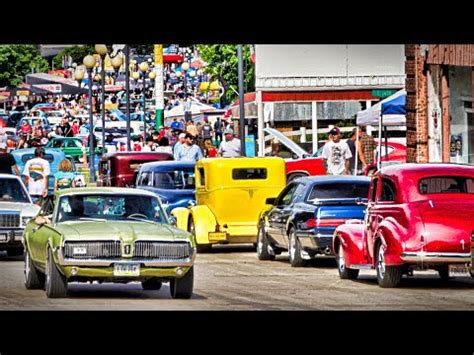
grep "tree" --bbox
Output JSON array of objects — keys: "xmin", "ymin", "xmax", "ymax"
[
  {"xmin": 0, "ymin": 45, "xmax": 49, "ymax": 87},
  {"xmin": 52, "ymin": 45, "xmax": 95, "ymax": 69},
  {"xmin": 196, "ymin": 45, "xmax": 255, "ymax": 106}
]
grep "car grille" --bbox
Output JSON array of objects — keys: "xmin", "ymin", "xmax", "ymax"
[
  {"xmin": 133, "ymin": 241, "xmax": 192, "ymax": 260},
  {"xmin": 0, "ymin": 214, "xmax": 20, "ymax": 228},
  {"xmin": 63, "ymin": 241, "xmax": 122, "ymax": 259}
]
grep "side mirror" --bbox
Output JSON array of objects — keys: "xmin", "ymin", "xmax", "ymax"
[
  {"xmin": 169, "ymin": 215, "xmax": 177, "ymax": 226},
  {"xmin": 266, "ymin": 197, "xmax": 277, "ymax": 205}
]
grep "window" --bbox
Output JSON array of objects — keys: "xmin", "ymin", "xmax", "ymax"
[
  {"xmin": 370, "ymin": 178, "xmax": 378, "ymax": 202},
  {"xmin": 0, "ymin": 178, "xmax": 30, "ymax": 203},
  {"xmin": 379, "ymin": 178, "xmax": 396, "ymax": 202},
  {"xmin": 306, "ymin": 182, "xmax": 370, "ymax": 202},
  {"xmin": 277, "ymin": 183, "xmax": 299, "ymax": 207},
  {"xmin": 232, "ymin": 168, "xmax": 267, "ymax": 180},
  {"xmin": 198, "ymin": 167, "xmax": 205, "ymax": 187},
  {"xmin": 137, "ymin": 172, "xmax": 152, "ymax": 186},
  {"xmin": 419, "ymin": 176, "xmax": 474, "ymax": 194},
  {"xmin": 153, "ymin": 170, "xmax": 195, "ymax": 190},
  {"xmin": 21, "ymin": 154, "xmax": 55, "ymax": 163}
]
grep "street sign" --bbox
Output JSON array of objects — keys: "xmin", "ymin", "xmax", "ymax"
[
  {"xmin": 17, "ymin": 90, "xmax": 29, "ymax": 96},
  {"xmin": 371, "ymin": 89, "xmax": 397, "ymax": 98},
  {"xmin": 245, "ymin": 135, "xmax": 256, "ymax": 157}
]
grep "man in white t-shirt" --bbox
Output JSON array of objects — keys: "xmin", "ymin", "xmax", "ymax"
[
  {"xmin": 217, "ymin": 128, "xmax": 241, "ymax": 158},
  {"xmin": 23, "ymin": 147, "xmax": 51, "ymax": 204},
  {"xmin": 321, "ymin": 127, "xmax": 352, "ymax": 175}
]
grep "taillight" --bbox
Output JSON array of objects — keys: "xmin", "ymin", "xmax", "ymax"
[{"xmin": 304, "ymin": 218, "xmax": 346, "ymax": 229}]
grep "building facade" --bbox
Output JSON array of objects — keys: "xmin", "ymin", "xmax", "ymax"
[
  {"xmin": 255, "ymin": 45, "xmax": 406, "ymax": 155},
  {"xmin": 405, "ymin": 44, "xmax": 474, "ymax": 164}
]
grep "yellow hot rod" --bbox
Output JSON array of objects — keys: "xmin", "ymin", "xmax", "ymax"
[{"xmin": 171, "ymin": 157, "xmax": 286, "ymax": 252}]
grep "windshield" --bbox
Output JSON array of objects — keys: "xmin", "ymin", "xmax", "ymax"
[
  {"xmin": 306, "ymin": 182, "xmax": 370, "ymax": 202},
  {"xmin": 56, "ymin": 194, "xmax": 167, "ymax": 223},
  {"xmin": 0, "ymin": 178, "xmax": 30, "ymax": 203},
  {"xmin": 153, "ymin": 170, "xmax": 195, "ymax": 189}
]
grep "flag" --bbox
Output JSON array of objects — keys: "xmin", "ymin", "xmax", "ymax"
[{"xmin": 250, "ymin": 45, "xmax": 255, "ymax": 63}]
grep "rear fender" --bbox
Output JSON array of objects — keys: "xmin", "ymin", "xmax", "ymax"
[
  {"xmin": 376, "ymin": 222, "xmax": 403, "ymax": 266},
  {"xmin": 170, "ymin": 207, "xmax": 190, "ymax": 231},
  {"xmin": 190, "ymin": 205, "xmax": 217, "ymax": 245},
  {"xmin": 333, "ymin": 223, "xmax": 368, "ymax": 267}
]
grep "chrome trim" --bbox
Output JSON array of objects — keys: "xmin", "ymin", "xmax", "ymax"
[
  {"xmin": 57, "ymin": 248, "xmax": 196, "ymax": 267},
  {"xmin": 133, "ymin": 240, "xmax": 192, "ymax": 260},
  {"xmin": 401, "ymin": 252, "xmax": 471, "ymax": 263},
  {"xmin": 348, "ymin": 264, "xmax": 373, "ymax": 270}
]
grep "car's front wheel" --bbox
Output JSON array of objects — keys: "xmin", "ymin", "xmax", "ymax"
[
  {"xmin": 337, "ymin": 243, "xmax": 359, "ymax": 280},
  {"xmin": 45, "ymin": 248, "xmax": 68, "ymax": 298},
  {"xmin": 288, "ymin": 228, "xmax": 307, "ymax": 267},
  {"xmin": 376, "ymin": 243, "xmax": 402, "ymax": 288},
  {"xmin": 188, "ymin": 217, "xmax": 212, "ymax": 253},
  {"xmin": 24, "ymin": 249, "xmax": 45, "ymax": 289},
  {"xmin": 257, "ymin": 222, "xmax": 275, "ymax": 261},
  {"xmin": 141, "ymin": 278, "xmax": 162, "ymax": 290},
  {"xmin": 170, "ymin": 267, "xmax": 194, "ymax": 299}
]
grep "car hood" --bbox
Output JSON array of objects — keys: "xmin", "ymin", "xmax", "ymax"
[
  {"xmin": 264, "ymin": 127, "xmax": 310, "ymax": 159},
  {"xmin": 56, "ymin": 221, "xmax": 190, "ymax": 242},
  {"xmin": 0, "ymin": 202, "xmax": 40, "ymax": 217}
]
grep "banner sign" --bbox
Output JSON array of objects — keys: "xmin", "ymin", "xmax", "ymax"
[{"xmin": 33, "ymin": 84, "xmax": 62, "ymax": 93}]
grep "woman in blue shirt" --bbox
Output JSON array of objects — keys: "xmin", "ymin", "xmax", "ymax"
[{"xmin": 54, "ymin": 159, "xmax": 76, "ymax": 191}]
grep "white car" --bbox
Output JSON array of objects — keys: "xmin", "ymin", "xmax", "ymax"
[{"xmin": 0, "ymin": 174, "xmax": 40, "ymax": 256}]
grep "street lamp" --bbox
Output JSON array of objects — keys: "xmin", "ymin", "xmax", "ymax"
[
  {"xmin": 138, "ymin": 62, "xmax": 151, "ymax": 140},
  {"xmin": 83, "ymin": 54, "xmax": 97, "ymax": 183},
  {"xmin": 179, "ymin": 62, "xmax": 192, "ymax": 122},
  {"xmin": 95, "ymin": 45, "xmax": 108, "ymax": 157}
]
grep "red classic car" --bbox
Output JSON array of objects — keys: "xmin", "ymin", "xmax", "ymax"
[
  {"xmin": 264, "ymin": 128, "xmax": 325, "ymax": 181},
  {"xmin": 333, "ymin": 163, "xmax": 473, "ymax": 287},
  {"xmin": 364, "ymin": 140, "xmax": 407, "ymax": 175},
  {"xmin": 97, "ymin": 151, "xmax": 174, "ymax": 187}
]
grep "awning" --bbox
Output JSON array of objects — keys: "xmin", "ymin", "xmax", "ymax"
[
  {"xmin": 26, "ymin": 73, "xmax": 88, "ymax": 95},
  {"xmin": 356, "ymin": 89, "xmax": 406, "ymax": 126}
]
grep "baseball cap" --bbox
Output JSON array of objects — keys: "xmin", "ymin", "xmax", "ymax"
[
  {"xmin": 224, "ymin": 128, "xmax": 233, "ymax": 135},
  {"xmin": 329, "ymin": 127, "xmax": 340, "ymax": 136}
]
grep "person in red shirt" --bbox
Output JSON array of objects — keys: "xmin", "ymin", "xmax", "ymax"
[
  {"xmin": 204, "ymin": 138, "xmax": 217, "ymax": 158},
  {"xmin": 71, "ymin": 120, "xmax": 80, "ymax": 135}
]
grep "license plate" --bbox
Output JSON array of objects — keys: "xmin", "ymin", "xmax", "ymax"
[
  {"xmin": 208, "ymin": 232, "xmax": 227, "ymax": 242},
  {"xmin": 448, "ymin": 264, "xmax": 471, "ymax": 278},
  {"xmin": 0, "ymin": 233, "xmax": 8, "ymax": 242},
  {"xmin": 113, "ymin": 263, "xmax": 140, "ymax": 277},
  {"xmin": 73, "ymin": 247, "xmax": 87, "ymax": 255}
]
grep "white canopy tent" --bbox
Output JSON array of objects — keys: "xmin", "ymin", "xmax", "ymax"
[{"xmin": 355, "ymin": 89, "xmax": 406, "ymax": 172}]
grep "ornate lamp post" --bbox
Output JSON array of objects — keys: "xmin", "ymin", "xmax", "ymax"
[
  {"xmin": 83, "ymin": 54, "xmax": 97, "ymax": 183},
  {"xmin": 139, "ymin": 61, "xmax": 150, "ymax": 139},
  {"xmin": 94, "ymin": 45, "xmax": 108, "ymax": 156}
]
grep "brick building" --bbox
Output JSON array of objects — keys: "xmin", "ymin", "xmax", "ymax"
[{"xmin": 405, "ymin": 44, "xmax": 474, "ymax": 164}]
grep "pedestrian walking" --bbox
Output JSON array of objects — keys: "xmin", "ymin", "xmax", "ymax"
[
  {"xmin": 321, "ymin": 127, "xmax": 352, "ymax": 175},
  {"xmin": 54, "ymin": 159, "xmax": 76, "ymax": 191},
  {"xmin": 217, "ymin": 128, "xmax": 241, "ymax": 157},
  {"xmin": 22, "ymin": 147, "xmax": 51, "ymax": 204}
]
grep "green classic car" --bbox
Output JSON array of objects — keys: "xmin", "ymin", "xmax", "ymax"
[
  {"xmin": 23, "ymin": 187, "xmax": 196, "ymax": 298},
  {"xmin": 45, "ymin": 137, "xmax": 101, "ymax": 162}
]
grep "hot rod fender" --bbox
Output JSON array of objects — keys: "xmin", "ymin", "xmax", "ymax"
[
  {"xmin": 172, "ymin": 206, "xmax": 217, "ymax": 245},
  {"xmin": 375, "ymin": 223, "xmax": 404, "ymax": 266},
  {"xmin": 333, "ymin": 223, "xmax": 367, "ymax": 267}
]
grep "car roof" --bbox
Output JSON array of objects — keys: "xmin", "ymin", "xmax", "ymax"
[
  {"xmin": 140, "ymin": 161, "xmax": 195, "ymax": 171},
  {"xmin": 296, "ymin": 175, "xmax": 371, "ymax": 184},
  {"xmin": 55, "ymin": 187, "xmax": 158, "ymax": 198},
  {"xmin": 379, "ymin": 163, "xmax": 474, "ymax": 178}
]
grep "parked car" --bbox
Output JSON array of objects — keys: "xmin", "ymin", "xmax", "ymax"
[
  {"xmin": 171, "ymin": 157, "xmax": 287, "ymax": 252},
  {"xmin": 46, "ymin": 110, "xmax": 65, "ymax": 126},
  {"xmin": 23, "ymin": 187, "xmax": 196, "ymax": 298},
  {"xmin": 257, "ymin": 176, "xmax": 370, "ymax": 266},
  {"xmin": 136, "ymin": 161, "xmax": 196, "ymax": 213},
  {"xmin": 97, "ymin": 151, "xmax": 174, "ymax": 188},
  {"xmin": 11, "ymin": 148, "xmax": 85, "ymax": 194},
  {"xmin": 0, "ymin": 174, "xmax": 40, "ymax": 256},
  {"xmin": 333, "ymin": 163, "xmax": 474, "ymax": 288},
  {"xmin": 45, "ymin": 136, "xmax": 100, "ymax": 162},
  {"xmin": 264, "ymin": 128, "xmax": 326, "ymax": 181},
  {"xmin": 7, "ymin": 111, "xmax": 26, "ymax": 128}
]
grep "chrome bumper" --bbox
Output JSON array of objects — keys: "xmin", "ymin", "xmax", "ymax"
[
  {"xmin": 57, "ymin": 248, "xmax": 196, "ymax": 267},
  {"xmin": 296, "ymin": 232, "xmax": 333, "ymax": 250},
  {"xmin": 0, "ymin": 229, "xmax": 23, "ymax": 244},
  {"xmin": 400, "ymin": 252, "xmax": 471, "ymax": 263}
]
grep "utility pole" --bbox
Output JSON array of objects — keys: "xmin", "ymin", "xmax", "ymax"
[{"xmin": 238, "ymin": 45, "xmax": 246, "ymax": 157}]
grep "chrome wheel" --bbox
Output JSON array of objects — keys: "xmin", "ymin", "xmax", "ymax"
[
  {"xmin": 24, "ymin": 251, "xmax": 30, "ymax": 283},
  {"xmin": 338, "ymin": 244, "xmax": 345, "ymax": 273},
  {"xmin": 289, "ymin": 231, "xmax": 296, "ymax": 262},
  {"xmin": 377, "ymin": 244, "xmax": 386, "ymax": 279},
  {"xmin": 257, "ymin": 226, "xmax": 264, "ymax": 256}
]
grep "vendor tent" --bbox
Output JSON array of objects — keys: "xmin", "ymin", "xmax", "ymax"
[
  {"xmin": 356, "ymin": 89, "xmax": 406, "ymax": 172},
  {"xmin": 26, "ymin": 73, "xmax": 88, "ymax": 95}
]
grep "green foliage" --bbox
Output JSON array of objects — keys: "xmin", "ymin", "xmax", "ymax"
[
  {"xmin": 52, "ymin": 45, "xmax": 95, "ymax": 69},
  {"xmin": 0, "ymin": 45, "xmax": 49, "ymax": 87},
  {"xmin": 196, "ymin": 44, "xmax": 255, "ymax": 104}
]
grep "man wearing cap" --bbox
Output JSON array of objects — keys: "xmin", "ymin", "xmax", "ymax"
[
  {"xmin": 217, "ymin": 128, "xmax": 241, "ymax": 158},
  {"xmin": 23, "ymin": 147, "xmax": 51, "ymax": 204},
  {"xmin": 321, "ymin": 127, "xmax": 352, "ymax": 175},
  {"xmin": 175, "ymin": 133, "xmax": 203, "ymax": 162},
  {"xmin": 173, "ymin": 132, "xmax": 187, "ymax": 159},
  {"xmin": 0, "ymin": 143, "xmax": 20, "ymax": 176}
]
